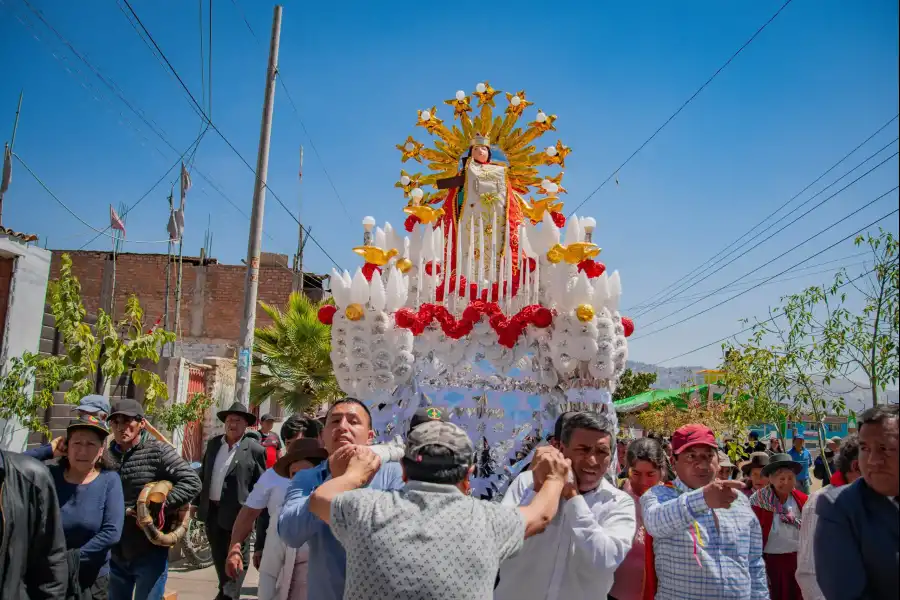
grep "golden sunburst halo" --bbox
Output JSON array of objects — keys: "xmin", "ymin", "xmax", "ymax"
[{"xmin": 396, "ymin": 83, "xmax": 571, "ymax": 199}]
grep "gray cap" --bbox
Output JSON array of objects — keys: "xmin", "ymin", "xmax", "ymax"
[
  {"xmin": 405, "ymin": 421, "xmax": 474, "ymax": 466},
  {"xmin": 78, "ymin": 394, "xmax": 111, "ymax": 415}
]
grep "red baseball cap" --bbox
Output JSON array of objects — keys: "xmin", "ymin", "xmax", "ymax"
[{"xmin": 671, "ymin": 424, "xmax": 717, "ymax": 455}]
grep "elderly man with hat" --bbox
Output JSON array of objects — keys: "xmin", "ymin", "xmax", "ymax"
[
  {"xmin": 641, "ymin": 423, "xmax": 768, "ymax": 599},
  {"xmin": 305, "ymin": 420, "xmax": 571, "ymax": 599},
  {"xmin": 196, "ymin": 402, "xmax": 266, "ymax": 600},
  {"xmin": 225, "ymin": 438, "xmax": 327, "ymax": 600}
]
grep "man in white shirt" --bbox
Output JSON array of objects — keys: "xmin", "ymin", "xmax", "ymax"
[
  {"xmin": 495, "ymin": 411, "xmax": 636, "ymax": 600},
  {"xmin": 226, "ymin": 438, "xmax": 328, "ymax": 600}
]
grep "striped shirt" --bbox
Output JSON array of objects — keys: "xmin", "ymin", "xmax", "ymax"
[{"xmin": 640, "ymin": 479, "xmax": 769, "ymax": 600}]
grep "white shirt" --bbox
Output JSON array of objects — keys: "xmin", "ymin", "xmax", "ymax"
[
  {"xmin": 764, "ymin": 496, "xmax": 801, "ymax": 554},
  {"xmin": 796, "ymin": 486, "xmax": 828, "ymax": 600},
  {"xmin": 209, "ymin": 439, "xmax": 240, "ymax": 502},
  {"xmin": 245, "ymin": 468, "xmax": 309, "ymax": 600},
  {"xmin": 494, "ymin": 470, "xmax": 636, "ymax": 600}
]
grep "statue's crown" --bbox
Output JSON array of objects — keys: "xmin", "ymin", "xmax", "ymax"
[{"xmin": 471, "ymin": 134, "xmax": 490, "ymax": 147}]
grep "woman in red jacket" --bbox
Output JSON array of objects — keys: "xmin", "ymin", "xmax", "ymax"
[{"xmin": 749, "ymin": 453, "xmax": 808, "ymax": 600}]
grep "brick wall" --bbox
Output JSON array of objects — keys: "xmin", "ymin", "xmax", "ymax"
[{"xmin": 48, "ymin": 251, "xmax": 322, "ymax": 358}]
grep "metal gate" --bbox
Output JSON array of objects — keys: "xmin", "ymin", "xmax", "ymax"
[{"xmin": 181, "ymin": 366, "xmax": 207, "ymax": 462}]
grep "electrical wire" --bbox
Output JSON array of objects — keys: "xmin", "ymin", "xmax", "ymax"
[
  {"xmin": 654, "ymin": 268, "xmax": 876, "ymax": 365},
  {"xmin": 629, "ymin": 201, "xmax": 899, "ymax": 341},
  {"xmin": 568, "ymin": 0, "xmax": 795, "ymax": 216},
  {"xmin": 627, "ymin": 115, "xmax": 900, "ymax": 313},
  {"xmin": 222, "ymin": 2, "xmax": 354, "ymax": 225},
  {"xmin": 648, "ymin": 256, "xmax": 869, "ymax": 307},
  {"xmin": 120, "ymin": 0, "xmax": 344, "ymax": 270},
  {"xmin": 632, "ymin": 144, "xmax": 899, "ymax": 317},
  {"xmin": 13, "ymin": 152, "xmax": 174, "ymax": 244}
]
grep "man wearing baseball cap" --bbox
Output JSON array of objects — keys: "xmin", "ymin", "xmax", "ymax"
[
  {"xmin": 408, "ymin": 406, "xmax": 448, "ymax": 433},
  {"xmin": 305, "ymin": 420, "xmax": 571, "ymax": 600},
  {"xmin": 641, "ymin": 424, "xmax": 767, "ymax": 599}
]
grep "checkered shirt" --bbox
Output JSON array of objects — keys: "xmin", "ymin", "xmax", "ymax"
[{"xmin": 640, "ymin": 479, "xmax": 769, "ymax": 600}]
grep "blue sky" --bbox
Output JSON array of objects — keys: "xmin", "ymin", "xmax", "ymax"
[{"xmin": 2, "ymin": 0, "xmax": 898, "ymax": 368}]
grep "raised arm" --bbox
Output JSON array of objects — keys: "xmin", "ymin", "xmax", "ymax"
[
  {"xmin": 517, "ymin": 447, "xmax": 570, "ymax": 538},
  {"xmin": 564, "ymin": 490, "xmax": 635, "ymax": 571},
  {"xmin": 309, "ymin": 447, "xmax": 380, "ymax": 525},
  {"xmin": 641, "ymin": 486, "xmax": 707, "ymax": 538}
]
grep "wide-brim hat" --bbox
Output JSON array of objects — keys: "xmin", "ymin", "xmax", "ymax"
[
  {"xmin": 217, "ymin": 402, "xmax": 257, "ymax": 426},
  {"xmin": 741, "ymin": 451, "xmax": 770, "ymax": 475},
  {"xmin": 762, "ymin": 452, "xmax": 802, "ymax": 477},
  {"xmin": 274, "ymin": 438, "xmax": 328, "ymax": 478},
  {"xmin": 66, "ymin": 414, "xmax": 110, "ymax": 438}
]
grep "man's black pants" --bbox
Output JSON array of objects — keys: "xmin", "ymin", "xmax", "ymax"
[{"xmin": 206, "ymin": 502, "xmax": 249, "ymax": 600}]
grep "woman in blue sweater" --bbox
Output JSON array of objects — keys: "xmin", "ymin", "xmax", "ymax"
[{"xmin": 48, "ymin": 415, "xmax": 125, "ymax": 600}]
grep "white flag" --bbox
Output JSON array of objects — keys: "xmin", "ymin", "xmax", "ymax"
[
  {"xmin": 110, "ymin": 205, "xmax": 126, "ymax": 237},
  {"xmin": 0, "ymin": 145, "xmax": 11, "ymax": 196},
  {"xmin": 167, "ymin": 210, "xmax": 183, "ymax": 241},
  {"xmin": 180, "ymin": 162, "xmax": 191, "ymax": 210}
]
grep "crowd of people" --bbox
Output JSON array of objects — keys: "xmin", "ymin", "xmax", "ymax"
[{"xmin": 0, "ymin": 393, "xmax": 896, "ymax": 600}]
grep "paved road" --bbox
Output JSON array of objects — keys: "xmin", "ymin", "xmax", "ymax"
[{"xmin": 167, "ymin": 562, "xmax": 259, "ymax": 600}]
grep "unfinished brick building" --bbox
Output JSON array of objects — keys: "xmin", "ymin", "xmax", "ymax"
[{"xmin": 47, "ymin": 249, "xmax": 328, "ymax": 362}]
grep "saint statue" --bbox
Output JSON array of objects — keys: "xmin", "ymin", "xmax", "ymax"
[{"xmin": 433, "ymin": 134, "xmax": 524, "ymax": 295}]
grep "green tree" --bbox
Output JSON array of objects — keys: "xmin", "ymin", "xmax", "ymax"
[
  {"xmin": 251, "ymin": 292, "xmax": 341, "ymax": 414},
  {"xmin": 155, "ymin": 391, "xmax": 213, "ymax": 432},
  {"xmin": 719, "ymin": 343, "xmax": 797, "ymax": 451},
  {"xmin": 613, "ymin": 368, "xmax": 658, "ymax": 401},
  {"xmin": 0, "ymin": 254, "xmax": 175, "ymax": 438},
  {"xmin": 819, "ymin": 229, "xmax": 899, "ymax": 406}
]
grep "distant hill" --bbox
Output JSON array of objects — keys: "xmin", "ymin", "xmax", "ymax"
[{"xmin": 624, "ymin": 360, "xmax": 898, "ymax": 412}]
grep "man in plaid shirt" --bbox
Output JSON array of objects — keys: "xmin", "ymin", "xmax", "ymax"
[{"xmin": 640, "ymin": 424, "xmax": 769, "ymax": 599}]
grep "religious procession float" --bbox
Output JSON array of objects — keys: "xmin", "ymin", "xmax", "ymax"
[{"xmin": 316, "ymin": 82, "xmax": 635, "ymax": 496}]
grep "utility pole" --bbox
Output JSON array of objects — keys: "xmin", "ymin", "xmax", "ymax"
[
  {"xmin": 0, "ymin": 90, "xmax": 24, "ymax": 226},
  {"xmin": 293, "ymin": 145, "xmax": 304, "ymax": 294},
  {"xmin": 164, "ymin": 191, "xmax": 174, "ymax": 352},
  {"xmin": 234, "ymin": 5, "xmax": 282, "ymax": 406}
]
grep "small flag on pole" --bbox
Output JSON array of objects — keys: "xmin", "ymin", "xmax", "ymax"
[
  {"xmin": 299, "ymin": 146, "xmax": 304, "ymax": 181},
  {"xmin": 110, "ymin": 205, "xmax": 126, "ymax": 237},
  {"xmin": 0, "ymin": 144, "xmax": 11, "ymax": 196},
  {"xmin": 180, "ymin": 162, "xmax": 192, "ymax": 210}
]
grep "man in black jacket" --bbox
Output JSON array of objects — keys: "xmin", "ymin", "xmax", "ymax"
[
  {"xmin": 0, "ymin": 449, "xmax": 68, "ymax": 599},
  {"xmin": 814, "ymin": 404, "xmax": 899, "ymax": 599},
  {"xmin": 197, "ymin": 402, "xmax": 266, "ymax": 600},
  {"xmin": 107, "ymin": 399, "xmax": 201, "ymax": 600}
]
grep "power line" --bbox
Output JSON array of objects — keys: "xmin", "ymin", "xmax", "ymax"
[
  {"xmin": 277, "ymin": 76, "xmax": 354, "ymax": 223},
  {"xmin": 627, "ymin": 115, "xmax": 900, "ymax": 314},
  {"xmin": 568, "ymin": 0, "xmax": 795, "ymax": 216},
  {"xmin": 13, "ymin": 153, "xmax": 173, "ymax": 244},
  {"xmin": 120, "ymin": 0, "xmax": 344, "ymax": 270},
  {"xmin": 19, "ymin": 0, "xmax": 338, "ymax": 269},
  {"xmin": 632, "ymin": 146, "xmax": 898, "ymax": 319},
  {"xmin": 629, "ymin": 200, "xmax": 899, "ymax": 341},
  {"xmin": 649, "ymin": 255, "xmax": 869, "ymax": 307},
  {"xmin": 228, "ymin": 0, "xmax": 259, "ymax": 43},
  {"xmin": 222, "ymin": 2, "xmax": 354, "ymax": 225},
  {"xmin": 655, "ymin": 268, "xmax": 876, "ymax": 365}
]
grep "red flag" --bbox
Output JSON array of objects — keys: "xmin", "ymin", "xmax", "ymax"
[{"xmin": 110, "ymin": 205, "xmax": 126, "ymax": 237}]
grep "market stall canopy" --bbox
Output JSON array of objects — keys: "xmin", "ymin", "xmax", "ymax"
[{"xmin": 614, "ymin": 385, "xmax": 722, "ymax": 414}]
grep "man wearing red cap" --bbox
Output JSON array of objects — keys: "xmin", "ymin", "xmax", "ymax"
[{"xmin": 641, "ymin": 424, "xmax": 768, "ymax": 599}]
